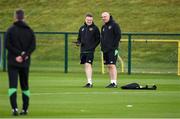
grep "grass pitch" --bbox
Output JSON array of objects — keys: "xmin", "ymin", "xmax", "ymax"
[{"xmin": 0, "ymin": 71, "xmax": 180, "ymax": 118}]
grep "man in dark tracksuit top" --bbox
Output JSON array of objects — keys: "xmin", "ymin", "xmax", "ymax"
[
  {"xmin": 5, "ymin": 9, "xmax": 36, "ymax": 116},
  {"xmin": 101, "ymin": 12, "xmax": 121, "ymax": 88},
  {"xmin": 76, "ymin": 13, "xmax": 100, "ymax": 88}
]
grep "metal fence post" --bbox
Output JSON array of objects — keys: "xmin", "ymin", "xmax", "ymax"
[
  {"xmin": 0, "ymin": 33, "xmax": 1, "ymax": 67},
  {"xmin": 64, "ymin": 33, "xmax": 68, "ymax": 73},
  {"xmin": 3, "ymin": 32, "xmax": 7, "ymax": 72},
  {"xmin": 128, "ymin": 34, "xmax": 132, "ymax": 75},
  {"xmin": 178, "ymin": 41, "xmax": 180, "ymax": 75}
]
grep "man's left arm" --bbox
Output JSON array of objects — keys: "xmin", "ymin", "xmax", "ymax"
[
  {"xmin": 95, "ymin": 27, "xmax": 100, "ymax": 48},
  {"xmin": 24, "ymin": 31, "xmax": 36, "ymax": 59},
  {"xmin": 113, "ymin": 23, "xmax": 121, "ymax": 49}
]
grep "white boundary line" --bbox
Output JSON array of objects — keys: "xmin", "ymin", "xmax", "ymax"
[{"xmin": 1, "ymin": 91, "xmax": 180, "ymax": 97}]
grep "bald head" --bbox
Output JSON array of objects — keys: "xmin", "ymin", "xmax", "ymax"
[{"xmin": 101, "ymin": 12, "xmax": 110, "ymax": 23}]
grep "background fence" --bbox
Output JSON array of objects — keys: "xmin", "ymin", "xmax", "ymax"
[
  {"xmin": 0, "ymin": 32, "xmax": 180, "ymax": 75},
  {"xmin": 0, "ymin": 34, "xmax": 2, "ymax": 68}
]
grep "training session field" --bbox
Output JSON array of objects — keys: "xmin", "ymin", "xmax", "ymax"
[
  {"xmin": 1, "ymin": 0, "xmax": 180, "ymax": 118},
  {"xmin": 0, "ymin": 72, "xmax": 180, "ymax": 118}
]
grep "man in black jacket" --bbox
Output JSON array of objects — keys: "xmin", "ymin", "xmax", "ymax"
[
  {"xmin": 5, "ymin": 9, "xmax": 36, "ymax": 116},
  {"xmin": 76, "ymin": 13, "xmax": 100, "ymax": 88},
  {"xmin": 101, "ymin": 12, "xmax": 121, "ymax": 88}
]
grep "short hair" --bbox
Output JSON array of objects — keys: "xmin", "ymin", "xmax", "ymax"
[
  {"xmin": 85, "ymin": 13, "xmax": 93, "ymax": 18},
  {"xmin": 15, "ymin": 9, "xmax": 24, "ymax": 20},
  {"xmin": 102, "ymin": 12, "xmax": 110, "ymax": 17}
]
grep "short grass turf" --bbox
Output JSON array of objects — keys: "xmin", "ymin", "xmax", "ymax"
[{"xmin": 0, "ymin": 72, "xmax": 180, "ymax": 118}]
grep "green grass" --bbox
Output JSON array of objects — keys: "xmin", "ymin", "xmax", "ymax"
[
  {"xmin": 28, "ymin": 37, "xmax": 177, "ymax": 74},
  {"xmin": 0, "ymin": 0, "xmax": 180, "ymax": 32},
  {"xmin": 0, "ymin": 1, "xmax": 180, "ymax": 117},
  {"xmin": 0, "ymin": 71, "xmax": 180, "ymax": 118},
  {"xmin": 0, "ymin": 0, "xmax": 179, "ymax": 74}
]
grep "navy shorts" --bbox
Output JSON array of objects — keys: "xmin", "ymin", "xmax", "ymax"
[
  {"xmin": 103, "ymin": 50, "xmax": 118, "ymax": 65},
  {"xmin": 80, "ymin": 53, "xmax": 94, "ymax": 64}
]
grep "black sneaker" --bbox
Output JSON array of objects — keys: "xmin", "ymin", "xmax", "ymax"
[
  {"xmin": 105, "ymin": 83, "xmax": 117, "ymax": 88},
  {"xmin": 20, "ymin": 110, "xmax": 28, "ymax": 115},
  {"xmin": 152, "ymin": 85, "xmax": 157, "ymax": 90},
  {"xmin": 83, "ymin": 83, "xmax": 93, "ymax": 88},
  {"xmin": 12, "ymin": 108, "xmax": 18, "ymax": 116}
]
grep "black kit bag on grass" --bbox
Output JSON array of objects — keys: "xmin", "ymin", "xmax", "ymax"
[{"xmin": 121, "ymin": 83, "xmax": 157, "ymax": 90}]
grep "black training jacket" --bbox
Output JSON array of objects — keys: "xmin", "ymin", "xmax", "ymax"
[
  {"xmin": 5, "ymin": 21, "xmax": 36, "ymax": 67},
  {"xmin": 77, "ymin": 23, "xmax": 100, "ymax": 52},
  {"xmin": 101, "ymin": 16, "xmax": 121, "ymax": 53}
]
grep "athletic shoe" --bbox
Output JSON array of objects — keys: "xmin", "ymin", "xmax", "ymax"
[
  {"xmin": 83, "ymin": 83, "xmax": 93, "ymax": 88},
  {"xmin": 12, "ymin": 108, "xmax": 18, "ymax": 116},
  {"xmin": 152, "ymin": 85, "xmax": 157, "ymax": 90},
  {"xmin": 105, "ymin": 83, "xmax": 117, "ymax": 88},
  {"xmin": 20, "ymin": 110, "xmax": 28, "ymax": 115}
]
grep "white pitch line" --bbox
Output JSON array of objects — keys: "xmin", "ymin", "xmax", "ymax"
[
  {"xmin": 0, "ymin": 91, "xmax": 180, "ymax": 97},
  {"xmin": 31, "ymin": 92, "xmax": 121, "ymax": 95},
  {"xmin": 30, "ymin": 91, "xmax": 180, "ymax": 96}
]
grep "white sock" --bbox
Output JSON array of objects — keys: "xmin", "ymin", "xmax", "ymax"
[
  {"xmin": 12, "ymin": 108, "xmax": 18, "ymax": 112},
  {"xmin": 111, "ymin": 80, "xmax": 117, "ymax": 85},
  {"xmin": 87, "ymin": 79, "xmax": 92, "ymax": 84}
]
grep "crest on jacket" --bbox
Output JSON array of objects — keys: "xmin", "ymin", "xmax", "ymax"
[
  {"xmin": 89, "ymin": 27, "xmax": 93, "ymax": 31},
  {"xmin": 82, "ymin": 28, "xmax": 84, "ymax": 31},
  {"xmin": 108, "ymin": 25, "xmax": 112, "ymax": 29},
  {"xmin": 102, "ymin": 28, "xmax": 105, "ymax": 32}
]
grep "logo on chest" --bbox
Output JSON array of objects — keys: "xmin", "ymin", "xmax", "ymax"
[
  {"xmin": 102, "ymin": 28, "xmax": 105, "ymax": 32},
  {"xmin": 82, "ymin": 28, "xmax": 84, "ymax": 31},
  {"xmin": 89, "ymin": 27, "xmax": 93, "ymax": 31}
]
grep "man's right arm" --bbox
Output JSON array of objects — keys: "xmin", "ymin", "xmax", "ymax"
[{"xmin": 73, "ymin": 27, "xmax": 81, "ymax": 46}]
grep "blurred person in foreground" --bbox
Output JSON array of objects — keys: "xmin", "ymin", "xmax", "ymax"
[{"xmin": 6, "ymin": 9, "xmax": 36, "ymax": 116}]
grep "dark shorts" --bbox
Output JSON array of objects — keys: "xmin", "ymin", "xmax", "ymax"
[
  {"xmin": 103, "ymin": 50, "xmax": 118, "ymax": 65},
  {"xmin": 80, "ymin": 52, "xmax": 94, "ymax": 64}
]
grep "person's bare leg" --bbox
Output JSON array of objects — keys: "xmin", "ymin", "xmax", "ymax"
[
  {"xmin": 107, "ymin": 64, "xmax": 117, "ymax": 85},
  {"xmin": 85, "ymin": 63, "xmax": 93, "ymax": 84}
]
